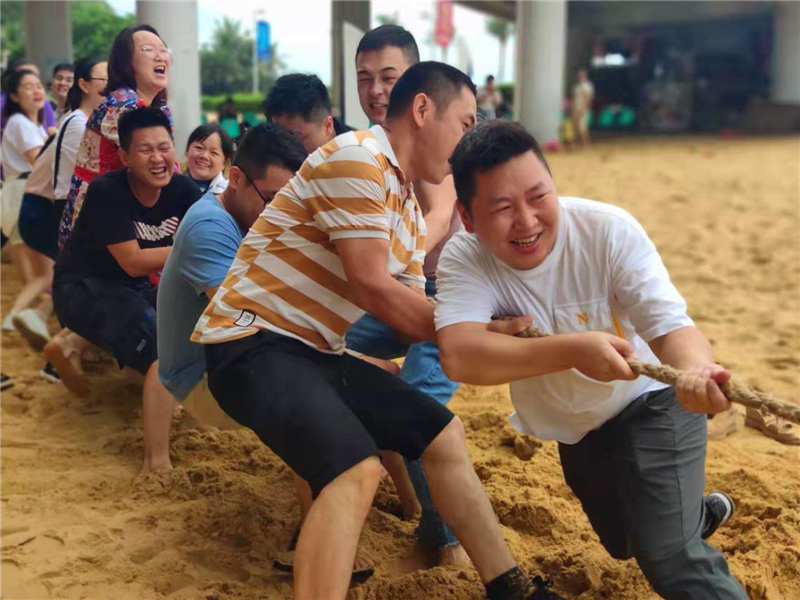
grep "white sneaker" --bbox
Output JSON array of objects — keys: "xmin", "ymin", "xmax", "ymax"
[
  {"xmin": 12, "ymin": 309, "xmax": 51, "ymax": 351},
  {"xmin": 2, "ymin": 311, "xmax": 18, "ymax": 332}
]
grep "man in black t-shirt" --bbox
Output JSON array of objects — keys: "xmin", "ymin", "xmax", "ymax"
[{"xmin": 53, "ymin": 107, "xmax": 202, "ymax": 473}]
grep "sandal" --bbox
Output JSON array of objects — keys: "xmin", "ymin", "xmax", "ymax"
[{"xmin": 745, "ymin": 407, "xmax": 800, "ymax": 445}]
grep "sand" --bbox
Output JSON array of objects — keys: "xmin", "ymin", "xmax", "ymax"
[{"xmin": 2, "ymin": 135, "xmax": 799, "ymax": 600}]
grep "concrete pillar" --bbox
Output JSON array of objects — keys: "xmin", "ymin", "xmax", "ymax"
[
  {"xmin": 23, "ymin": 1, "xmax": 72, "ymax": 79},
  {"xmin": 514, "ymin": 0, "xmax": 567, "ymax": 145},
  {"xmin": 137, "ymin": 0, "xmax": 201, "ymax": 154},
  {"xmin": 331, "ymin": 0, "xmax": 370, "ymax": 118},
  {"xmin": 772, "ymin": 1, "xmax": 800, "ymax": 104}
]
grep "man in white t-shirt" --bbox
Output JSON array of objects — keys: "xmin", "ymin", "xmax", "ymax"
[{"xmin": 435, "ymin": 120, "xmax": 747, "ymax": 600}]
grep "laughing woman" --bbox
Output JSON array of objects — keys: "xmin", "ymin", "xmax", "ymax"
[
  {"xmin": 58, "ymin": 24, "xmax": 174, "ymax": 248},
  {"xmin": 183, "ymin": 123, "xmax": 233, "ymax": 195},
  {"xmin": 1, "ymin": 69, "xmax": 48, "ymax": 330},
  {"xmin": 46, "ymin": 25, "xmax": 173, "ymax": 397}
]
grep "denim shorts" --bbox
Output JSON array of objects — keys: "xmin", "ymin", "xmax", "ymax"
[{"xmin": 53, "ymin": 274, "xmax": 158, "ymax": 374}]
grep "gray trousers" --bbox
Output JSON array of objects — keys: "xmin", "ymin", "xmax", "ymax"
[{"xmin": 558, "ymin": 387, "xmax": 747, "ymax": 600}]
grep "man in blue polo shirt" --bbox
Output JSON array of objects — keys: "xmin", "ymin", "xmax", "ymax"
[{"xmin": 157, "ymin": 122, "xmax": 306, "ymax": 416}]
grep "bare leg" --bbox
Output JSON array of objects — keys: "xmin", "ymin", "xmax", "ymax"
[
  {"xmin": 34, "ymin": 294, "xmax": 54, "ymax": 321},
  {"xmin": 141, "ymin": 360, "xmax": 174, "ymax": 473},
  {"xmin": 6, "ymin": 243, "xmax": 34, "ymax": 286},
  {"xmin": 10, "ymin": 247, "xmax": 53, "ymax": 313},
  {"xmin": 294, "ymin": 457, "xmax": 382, "ymax": 600},
  {"xmin": 422, "ymin": 417, "xmax": 516, "ymax": 583},
  {"xmin": 381, "ymin": 450, "xmax": 421, "ymax": 520}
]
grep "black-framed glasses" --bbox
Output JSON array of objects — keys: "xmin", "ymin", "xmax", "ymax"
[
  {"xmin": 241, "ymin": 168, "xmax": 272, "ymax": 205},
  {"xmin": 89, "ymin": 77, "xmax": 108, "ymax": 82}
]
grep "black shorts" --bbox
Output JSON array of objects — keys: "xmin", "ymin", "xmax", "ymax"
[
  {"xmin": 53, "ymin": 274, "xmax": 158, "ymax": 375},
  {"xmin": 18, "ymin": 193, "xmax": 64, "ymax": 261},
  {"xmin": 205, "ymin": 330, "xmax": 455, "ymax": 498}
]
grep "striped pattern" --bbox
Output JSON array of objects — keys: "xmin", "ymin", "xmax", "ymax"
[{"xmin": 193, "ymin": 126, "xmax": 426, "ymax": 353}]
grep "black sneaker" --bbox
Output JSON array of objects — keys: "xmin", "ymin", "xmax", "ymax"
[
  {"xmin": 527, "ymin": 576, "xmax": 565, "ymax": 600},
  {"xmin": 39, "ymin": 362, "xmax": 62, "ymax": 384},
  {"xmin": 1, "ymin": 373, "xmax": 14, "ymax": 391},
  {"xmin": 702, "ymin": 491, "xmax": 734, "ymax": 539}
]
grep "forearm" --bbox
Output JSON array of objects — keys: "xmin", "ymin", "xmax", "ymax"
[
  {"xmin": 649, "ymin": 326, "xmax": 715, "ymax": 371},
  {"xmin": 424, "ymin": 205, "xmax": 456, "ymax": 252},
  {"xmin": 353, "ymin": 277, "xmax": 435, "ymax": 343},
  {"xmin": 117, "ymin": 247, "xmax": 171, "ymax": 278},
  {"xmin": 439, "ymin": 326, "xmax": 576, "ymax": 385}
]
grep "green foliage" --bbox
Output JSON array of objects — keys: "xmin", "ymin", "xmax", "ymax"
[
  {"xmin": 70, "ymin": 1, "xmax": 134, "ymax": 61},
  {"xmin": 200, "ymin": 92, "xmax": 265, "ymax": 114},
  {"xmin": 376, "ymin": 13, "xmax": 400, "ymax": 26},
  {"xmin": 199, "ymin": 16, "xmax": 284, "ymax": 95},
  {"xmin": 1, "ymin": 1, "xmax": 133, "ymax": 67},
  {"xmin": 1, "ymin": 1, "xmax": 25, "ymax": 63},
  {"xmin": 497, "ymin": 83, "xmax": 514, "ymax": 106},
  {"xmin": 485, "ymin": 17, "xmax": 511, "ymax": 43}
]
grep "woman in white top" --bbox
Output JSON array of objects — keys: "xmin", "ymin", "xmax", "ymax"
[
  {"xmin": 1, "ymin": 69, "xmax": 47, "ymax": 330},
  {"xmin": 9, "ymin": 59, "xmax": 108, "ymax": 352}
]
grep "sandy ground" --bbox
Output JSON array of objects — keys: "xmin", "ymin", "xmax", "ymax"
[{"xmin": 1, "ymin": 135, "xmax": 799, "ymax": 600}]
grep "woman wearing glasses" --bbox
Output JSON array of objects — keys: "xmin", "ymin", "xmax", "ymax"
[
  {"xmin": 10, "ymin": 59, "xmax": 109, "ymax": 371},
  {"xmin": 48, "ymin": 25, "xmax": 173, "ymax": 396},
  {"xmin": 58, "ymin": 25, "xmax": 173, "ymax": 250}
]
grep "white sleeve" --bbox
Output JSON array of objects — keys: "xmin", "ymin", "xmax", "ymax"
[
  {"xmin": 434, "ymin": 236, "xmax": 497, "ymax": 330},
  {"xmin": 7, "ymin": 116, "xmax": 44, "ymax": 155},
  {"xmin": 608, "ymin": 216, "xmax": 694, "ymax": 342},
  {"xmin": 54, "ymin": 116, "xmax": 85, "ymax": 198}
]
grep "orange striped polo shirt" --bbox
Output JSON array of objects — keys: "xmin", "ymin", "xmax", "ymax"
[{"xmin": 192, "ymin": 126, "xmax": 427, "ymax": 353}]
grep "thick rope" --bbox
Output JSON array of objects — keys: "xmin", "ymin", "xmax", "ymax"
[{"xmin": 515, "ymin": 326, "xmax": 800, "ymax": 425}]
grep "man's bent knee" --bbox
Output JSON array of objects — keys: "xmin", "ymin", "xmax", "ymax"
[
  {"xmin": 320, "ymin": 456, "xmax": 383, "ymax": 501},
  {"xmin": 423, "ymin": 416, "xmax": 466, "ymax": 461}
]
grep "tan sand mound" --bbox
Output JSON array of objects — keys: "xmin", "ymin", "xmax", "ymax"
[{"xmin": 2, "ymin": 135, "xmax": 799, "ymax": 599}]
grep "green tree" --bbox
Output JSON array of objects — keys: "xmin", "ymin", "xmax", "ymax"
[
  {"xmin": 376, "ymin": 12, "xmax": 400, "ymax": 26},
  {"xmin": 1, "ymin": 1, "xmax": 25, "ymax": 64},
  {"xmin": 1, "ymin": 1, "xmax": 133, "ymax": 69},
  {"xmin": 199, "ymin": 17, "xmax": 282, "ymax": 95},
  {"xmin": 486, "ymin": 17, "xmax": 512, "ymax": 81},
  {"xmin": 70, "ymin": 1, "xmax": 134, "ymax": 61}
]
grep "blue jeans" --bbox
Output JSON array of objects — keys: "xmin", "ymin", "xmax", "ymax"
[{"xmin": 345, "ymin": 278, "xmax": 460, "ymax": 548}]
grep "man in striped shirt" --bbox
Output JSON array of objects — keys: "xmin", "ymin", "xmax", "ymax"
[{"xmin": 193, "ymin": 63, "xmax": 562, "ymax": 600}]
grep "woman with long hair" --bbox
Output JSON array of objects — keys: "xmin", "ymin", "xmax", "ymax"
[
  {"xmin": 11, "ymin": 59, "xmax": 108, "ymax": 364},
  {"xmin": 1, "ymin": 69, "xmax": 47, "ymax": 330}
]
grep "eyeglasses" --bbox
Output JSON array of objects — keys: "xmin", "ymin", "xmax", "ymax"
[
  {"xmin": 241, "ymin": 169, "xmax": 273, "ymax": 205},
  {"xmin": 88, "ymin": 78, "xmax": 108, "ymax": 83},
  {"xmin": 137, "ymin": 45, "xmax": 172, "ymax": 62}
]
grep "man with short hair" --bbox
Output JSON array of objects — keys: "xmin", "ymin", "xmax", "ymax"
[
  {"xmin": 157, "ymin": 122, "xmax": 306, "ymax": 420},
  {"xmin": 195, "ymin": 62, "xmax": 561, "ymax": 600},
  {"xmin": 50, "ymin": 63, "xmax": 74, "ymax": 122},
  {"xmin": 53, "ymin": 107, "xmax": 202, "ymax": 472},
  {"xmin": 436, "ymin": 120, "xmax": 746, "ymax": 600},
  {"xmin": 264, "ymin": 73, "xmax": 350, "ymax": 154},
  {"xmin": 349, "ymin": 23, "xmax": 468, "ymax": 565}
]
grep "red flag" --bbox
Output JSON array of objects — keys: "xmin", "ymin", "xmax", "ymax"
[{"xmin": 435, "ymin": 0, "xmax": 454, "ymax": 49}]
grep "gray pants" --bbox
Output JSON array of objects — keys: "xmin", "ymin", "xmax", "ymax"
[{"xmin": 559, "ymin": 387, "xmax": 747, "ymax": 600}]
